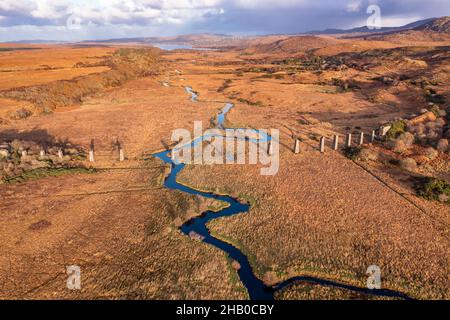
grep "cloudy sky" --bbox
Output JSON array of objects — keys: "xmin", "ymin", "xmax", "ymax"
[{"xmin": 0, "ymin": 0, "xmax": 449, "ymax": 41}]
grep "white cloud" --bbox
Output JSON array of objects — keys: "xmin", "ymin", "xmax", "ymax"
[
  {"xmin": 0, "ymin": 1, "xmax": 32, "ymax": 12},
  {"xmin": 0, "ymin": 0, "xmax": 227, "ymax": 27},
  {"xmin": 232, "ymin": 0, "xmax": 306, "ymax": 9},
  {"xmin": 31, "ymin": 0, "xmax": 70, "ymax": 19},
  {"xmin": 71, "ymin": 0, "xmax": 227, "ymax": 27},
  {"xmin": 0, "ymin": 0, "xmax": 449, "ymax": 41},
  {"xmin": 346, "ymin": 0, "xmax": 362, "ymax": 12}
]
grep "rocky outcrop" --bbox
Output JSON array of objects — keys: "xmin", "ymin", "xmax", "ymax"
[{"xmin": 0, "ymin": 139, "xmax": 86, "ymax": 183}]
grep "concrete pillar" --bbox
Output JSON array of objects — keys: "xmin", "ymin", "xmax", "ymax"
[
  {"xmin": 359, "ymin": 132, "xmax": 365, "ymax": 146},
  {"xmin": 371, "ymin": 130, "xmax": 376, "ymax": 143},
  {"xmin": 89, "ymin": 139, "xmax": 95, "ymax": 163},
  {"xmin": 320, "ymin": 137, "xmax": 325, "ymax": 153},
  {"xmin": 346, "ymin": 133, "xmax": 352, "ymax": 148},
  {"xmin": 294, "ymin": 139, "xmax": 301, "ymax": 154},
  {"xmin": 379, "ymin": 125, "xmax": 391, "ymax": 138},
  {"xmin": 333, "ymin": 135, "xmax": 339, "ymax": 151},
  {"xmin": 268, "ymin": 140, "xmax": 273, "ymax": 156},
  {"xmin": 119, "ymin": 148, "xmax": 125, "ymax": 162}
]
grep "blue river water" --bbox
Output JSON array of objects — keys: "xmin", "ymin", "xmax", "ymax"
[
  {"xmin": 217, "ymin": 103, "xmax": 234, "ymax": 130},
  {"xmin": 152, "ymin": 87, "xmax": 413, "ymax": 300},
  {"xmin": 153, "ymin": 44, "xmax": 213, "ymax": 51},
  {"xmin": 185, "ymin": 87, "xmax": 198, "ymax": 102}
]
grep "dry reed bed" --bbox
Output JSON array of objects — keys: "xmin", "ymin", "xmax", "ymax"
[
  {"xmin": 178, "ymin": 150, "xmax": 449, "ymax": 299},
  {"xmin": 0, "ymin": 164, "xmax": 246, "ymax": 299}
]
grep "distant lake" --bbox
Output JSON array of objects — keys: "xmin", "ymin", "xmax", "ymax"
[{"xmin": 153, "ymin": 44, "xmax": 212, "ymax": 51}]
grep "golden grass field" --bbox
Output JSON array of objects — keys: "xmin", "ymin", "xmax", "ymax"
[
  {"xmin": 0, "ymin": 33, "xmax": 449, "ymax": 299},
  {"xmin": 0, "ymin": 45, "xmax": 113, "ymax": 90}
]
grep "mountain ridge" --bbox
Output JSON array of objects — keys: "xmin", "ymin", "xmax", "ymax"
[{"xmin": 305, "ymin": 18, "xmax": 436, "ymax": 35}]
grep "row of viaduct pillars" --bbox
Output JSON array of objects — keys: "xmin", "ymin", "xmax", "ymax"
[
  {"xmin": 294, "ymin": 130, "xmax": 378, "ymax": 154},
  {"xmin": 88, "ymin": 139, "xmax": 125, "ymax": 163}
]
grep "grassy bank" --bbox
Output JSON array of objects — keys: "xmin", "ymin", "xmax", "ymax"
[
  {"xmin": 1, "ymin": 48, "xmax": 163, "ymax": 112},
  {"xmin": 3, "ymin": 166, "xmax": 97, "ymax": 184}
]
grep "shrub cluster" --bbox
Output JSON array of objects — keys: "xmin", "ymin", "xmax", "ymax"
[
  {"xmin": 342, "ymin": 146, "xmax": 361, "ymax": 160},
  {"xmin": 415, "ymin": 177, "xmax": 450, "ymax": 203},
  {"xmin": 385, "ymin": 120, "xmax": 407, "ymax": 141}
]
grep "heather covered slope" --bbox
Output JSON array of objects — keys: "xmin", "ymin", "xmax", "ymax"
[
  {"xmin": 354, "ymin": 17, "xmax": 450, "ymax": 43},
  {"xmin": 0, "ymin": 47, "xmax": 163, "ymax": 115},
  {"xmin": 415, "ymin": 16, "xmax": 450, "ymax": 33}
]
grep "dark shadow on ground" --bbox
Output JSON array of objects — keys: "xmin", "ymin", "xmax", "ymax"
[{"xmin": 0, "ymin": 128, "xmax": 82, "ymax": 150}]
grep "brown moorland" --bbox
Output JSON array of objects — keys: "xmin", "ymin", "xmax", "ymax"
[
  {"xmin": 168, "ymin": 36, "xmax": 449, "ymax": 299},
  {"xmin": 0, "ymin": 45, "xmax": 114, "ymax": 90},
  {"xmin": 0, "ymin": 28, "xmax": 449, "ymax": 300},
  {"xmin": 0, "ymin": 55, "xmax": 246, "ymax": 299}
]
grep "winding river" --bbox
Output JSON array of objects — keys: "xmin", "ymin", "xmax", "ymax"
[
  {"xmin": 153, "ymin": 87, "xmax": 412, "ymax": 300},
  {"xmin": 185, "ymin": 86, "xmax": 199, "ymax": 102}
]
